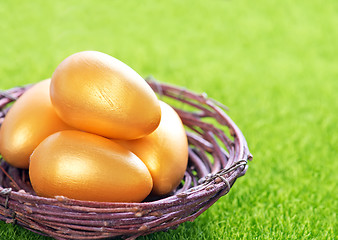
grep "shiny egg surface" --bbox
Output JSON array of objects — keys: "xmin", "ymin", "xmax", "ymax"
[
  {"xmin": 117, "ymin": 101, "xmax": 188, "ymax": 195},
  {"xmin": 29, "ymin": 130, "xmax": 153, "ymax": 202},
  {"xmin": 50, "ymin": 51, "xmax": 161, "ymax": 140},
  {"xmin": 0, "ymin": 79, "xmax": 72, "ymax": 169}
]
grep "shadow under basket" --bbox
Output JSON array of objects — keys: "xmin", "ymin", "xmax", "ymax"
[{"xmin": 0, "ymin": 77, "xmax": 252, "ymax": 240}]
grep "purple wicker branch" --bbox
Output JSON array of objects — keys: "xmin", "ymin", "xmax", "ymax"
[{"xmin": 0, "ymin": 77, "xmax": 252, "ymax": 240}]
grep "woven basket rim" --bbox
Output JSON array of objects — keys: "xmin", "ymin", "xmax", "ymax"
[{"xmin": 0, "ymin": 77, "xmax": 252, "ymax": 240}]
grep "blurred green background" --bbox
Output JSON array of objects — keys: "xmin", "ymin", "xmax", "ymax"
[{"xmin": 0, "ymin": 0, "xmax": 337, "ymax": 239}]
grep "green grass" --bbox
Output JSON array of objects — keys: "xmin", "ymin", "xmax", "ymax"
[{"xmin": 0, "ymin": 0, "xmax": 337, "ymax": 239}]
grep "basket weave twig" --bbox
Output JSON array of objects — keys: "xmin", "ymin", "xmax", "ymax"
[{"xmin": 0, "ymin": 77, "xmax": 252, "ymax": 240}]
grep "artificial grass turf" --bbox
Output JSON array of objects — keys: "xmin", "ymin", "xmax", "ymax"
[{"xmin": 0, "ymin": 0, "xmax": 337, "ymax": 239}]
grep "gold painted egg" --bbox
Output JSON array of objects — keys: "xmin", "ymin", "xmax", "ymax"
[
  {"xmin": 117, "ymin": 101, "xmax": 188, "ymax": 196},
  {"xmin": 50, "ymin": 51, "xmax": 161, "ymax": 140},
  {"xmin": 29, "ymin": 130, "xmax": 153, "ymax": 202},
  {"xmin": 0, "ymin": 79, "xmax": 72, "ymax": 169}
]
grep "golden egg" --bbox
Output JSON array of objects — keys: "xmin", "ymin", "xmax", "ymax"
[
  {"xmin": 117, "ymin": 101, "xmax": 188, "ymax": 196},
  {"xmin": 0, "ymin": 79, "xmax": 73, "ymax": 169},
  {"xmin": 50, "ymin": 51, "xmax": 161, "ymax": 140},
  {"xmin": 29, "ymin": 130, "xmax": 153, "ymax": 202}
]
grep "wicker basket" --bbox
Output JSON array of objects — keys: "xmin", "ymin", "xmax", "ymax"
[{"xmin": 0, "ymin": 77, "xmax": 252, "ymax": 240}]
